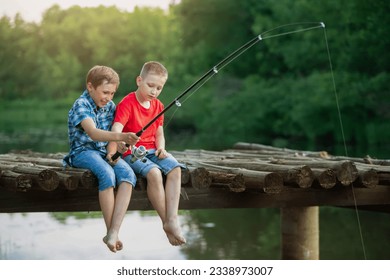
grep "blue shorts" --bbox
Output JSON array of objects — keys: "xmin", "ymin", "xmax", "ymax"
[
  {"xmin": 71, "ymin": 150, "xmax": 137, "ymax": 191},
  {"xmin": 124, "ymin": 148, "xmax": 185, "ymax": 177}
]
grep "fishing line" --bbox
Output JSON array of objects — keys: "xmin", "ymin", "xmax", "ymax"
[
  {"xmin": 260, "ymin": 21, "xmax": 325, "ymax": 39},
  {"xmin": 163, "ymin": 73, "xmax": 217, "ymax": 129},
  {"xmin": 164, "ymin": 22, "xmax": 325, "ymax": 130},
  {"xmin": 322, "ymin": 26, "xmax": 367, "ymax": 259}
]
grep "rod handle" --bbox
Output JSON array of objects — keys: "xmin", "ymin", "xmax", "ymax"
[{"xmin": 111, "ymin": 130, "xmax": 143, "ymax": 161}]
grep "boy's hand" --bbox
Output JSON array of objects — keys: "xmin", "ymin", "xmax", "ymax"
[
  {"xmin": 155, "ymin": 148, "xmax": 169, "ymax": 159},
  {"xmin": 117, "ymin": 142, "xmax": 129, "ymax": 154},
  {"xmin": 107, "ymin": 152, "xmax": 120, "ymax": 165},
  {"xmin": 122, "ymin": 132, "xmax": 139, "ymax": 146},
  {"xmin": 106, "ymin": 142, "xmax": 129, "ymax": 164}
]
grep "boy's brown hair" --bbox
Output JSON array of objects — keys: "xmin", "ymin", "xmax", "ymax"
[
  {"xmin": 140, "ymin": 61, "xmax": 168, "ymax": 78},
  {"xmin": 86, "ymin": 65, "xmax": 120, "ymax": 89}
]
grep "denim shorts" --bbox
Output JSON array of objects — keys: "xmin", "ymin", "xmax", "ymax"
[
  {"xmin": 124, "ymin": 148, "xmax": 185, "ymax": 177},
  {"xmin": 71, "ymin": 150, "xmax": 137, "ymax": 191}
]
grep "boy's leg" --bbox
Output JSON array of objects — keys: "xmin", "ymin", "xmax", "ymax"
[
  {"xmin": 72, "ymin": 150, "xmax": 116, "ymax": 233},
  {"xmin": 145, "ymin": 167, "xmax": 167, "ymax": 222},
  {"xmin": 124, "ymin": 155, "xmax": 167, "ymax": 222},
  {"xmin": 73, "ymin": 151, "xmax": 134, "ymax": 252},
  {"xmin": 103, "ymin": 159, "xmax": 136, "ymax": 252},
  {"xmin": 145, "ymin": 168, "xmax": 184, "ymax": 245},
  {"xmin": 163, "ymin": 166, "xmax": 186, "ymax": 245},
  {"xmin": 124, "ymin": 152, "xmax": 186, "ymax": 246},
  {"xmin": 103, "ymin": 181, "xmax": 132, "ymax": 252},
  {"xmin": 103, "ymin": 158, "xmax": 136, "ymax": 252},
  {"xmin": 99, "ymin": 187, "xmax": 115, "ymax": 236}
]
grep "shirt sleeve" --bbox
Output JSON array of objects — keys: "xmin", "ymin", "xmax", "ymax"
[
  {"xmin": 114, "ymin": 99, "xmax": 130, "ymax": 126},
  {"xmin": 69, "ymin": 99, "xmax": 95, "ymax": 128}
]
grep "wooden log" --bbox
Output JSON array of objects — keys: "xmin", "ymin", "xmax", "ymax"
[
  {"xmin": 205, "ymin": 159, "xmax": 314, "ymax": 189},
  {"xmin": 0, "ymin": 170, "xmax": 32, "ymax": 192},
  {"xmin": 181, "ymin": 167, "xmax": 191, "ymax": 185},
  {"xmin": 186, "ymin": 167, "xmax": 212, "ymax": 189},
  {"xmin": 283, "ymin": 165, "xmax": 314, "ymax": 189},
  {"xmin": 312, "ymin": 168, "xmax": 337, "ymax": 189},
  {"xmin": 328, "ymin": 155, "xmax": 390, "ymax": 166},
  {"xmin": 233, "ymin": 142, "xmax": 330, "ymax": 159},
  {"xmin": 356, "ymin": 169, "xmax": 378, "ymax": 189},
  {"xmin": 233, "ymin": 142, "xmax": 390, "ymax": 166},
  {"xmin": 378, "ymin": 173, "xmax": 390, "ymax": 185},
  {"xmin": 209, "ymin": 171, "xmax": 246, "ymax": 192},
  {"xmin": 281, "ymin": 206, "xmax": 319, "ymax": 260},
  {"xmin": 0, "ymin": 163, "xmax": 59, "ymax": 191},
  {"xmin": 135, "ymin": 177, "xmax": 147, "ymax": 190},
  {"xmin": 12, "ymin": 165, "xmax": 59, "ymax": 191},
  {"xmin": 56, "ymin": 172, "xmax": 80, "ymax": 191},
  {"xmin": 61, "ymin": 167, "xmax": 97, "ymax": 189},
  {"xmin": 269, "ymin": 159, "xmax": 358, "ymax": 186},
  {"xmin": 262, "ymin": 172, "xmax": 284, "ymax": 194},
  {"xmin": 353, "ymin": 162, "xmax": 389, "ymax": 187},
  {"xmin": 39, "ymin": 166, "xmax": 97, "ymax": 190},
  {"xmin": 187, "ymin": 161, "xmax": 284, "ymax": 193},
  {"xmin": 0, "ymin": 154, "xmax": 63, "ymax": 168}
]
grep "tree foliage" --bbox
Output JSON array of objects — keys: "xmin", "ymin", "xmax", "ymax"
[{"xmin": 0, "ymin": 0, "xmax": 389, "ymax": 157}]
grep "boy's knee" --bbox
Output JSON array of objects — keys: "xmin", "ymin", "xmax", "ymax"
[
  {"xmin": 167, "ymin": 166, "xmax": 181, "ymax": 178},
  {"xmin": 147, "ymin": 167, "xmax": 163, "ymax": 182},
  {"xmin": 98, "ymin": 168, "xmax": 116, "ymax": 191}
]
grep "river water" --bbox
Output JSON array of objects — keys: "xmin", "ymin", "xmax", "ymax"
[
  {"xmin": 1, "ymin": 207, "xmax": 389, "ymax": 260},
  {"xmin": 0, "ymin": 211, "xmax": 185, "ymax": 260}
]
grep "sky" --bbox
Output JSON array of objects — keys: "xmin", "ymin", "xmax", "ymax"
[{"xmin": 0, "ymin": 0, "xmax": 176, "ymax": 22}]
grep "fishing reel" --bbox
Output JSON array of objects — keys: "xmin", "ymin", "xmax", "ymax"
[{"xmin": 130, "ymin": 145, "xmax": 148, "ymax": 163}]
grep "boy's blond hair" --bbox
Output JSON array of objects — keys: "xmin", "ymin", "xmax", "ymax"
[
  {"xmin": 86, "ymin": 65, "xmax": 120, "ymax": 89},
  {"xmin": 140, "ymin": 61, "xmax": 168, "ymax": 78}
]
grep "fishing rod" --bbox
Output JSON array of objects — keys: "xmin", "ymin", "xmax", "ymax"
[{"xmin": 111, "ymin": 22, "xmax": 325, "ymax": 161}]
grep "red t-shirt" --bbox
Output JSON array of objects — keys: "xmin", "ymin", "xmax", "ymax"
[{"xmin": 114, "ymin": 92, "xmax": 164, "ymax": 157}]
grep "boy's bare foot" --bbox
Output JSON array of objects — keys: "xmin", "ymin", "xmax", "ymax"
[
  {"xmin": 103, "ymin": 232, "xmax": 123, "ymax": 252},
  {"xmin": 163, "ymin": 217, "xmax": 186, "ymax": 246}
]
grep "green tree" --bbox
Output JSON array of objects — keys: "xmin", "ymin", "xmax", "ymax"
[{"xmin": 0, "ymin": 15, "xmax": 42, "ymax": 99}]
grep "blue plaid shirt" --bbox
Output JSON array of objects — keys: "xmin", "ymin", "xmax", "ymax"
[{"xmin": 64, "ymin": 90, "xmax": 116, "ymax": 166}]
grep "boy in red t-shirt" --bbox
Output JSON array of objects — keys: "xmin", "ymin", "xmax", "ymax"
[{"xmin": 107, "ymin": 61, "xmax": 186, "ymax": 246}]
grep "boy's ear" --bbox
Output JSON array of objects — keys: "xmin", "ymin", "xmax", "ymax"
[
  {"xmin": 86, "ymin": 82, "xmax": 93, "ymax": 91},
  {"xmin": 136, "ymin": 76, "xmax": 142, "ymax": 86}
]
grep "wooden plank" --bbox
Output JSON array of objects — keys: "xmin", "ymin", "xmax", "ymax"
[{"xmin": 0, "ymin": 185, "xmax": 389, "ymax": 213}]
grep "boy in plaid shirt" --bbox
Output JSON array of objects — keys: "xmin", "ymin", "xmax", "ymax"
[{"xmin": 64, "ymin": 65, "xmax": 139, "ymax": 253}]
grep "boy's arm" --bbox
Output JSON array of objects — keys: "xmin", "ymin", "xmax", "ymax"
[
  {"xmin": 81, "ymin": 118, "xmax": 138, "ymax": 144},
  {"xmin": 107, "ymin": 122, "xmax": 128, "ymax": 160},
  {"xmin": 155, "ymin": 125, "xmax": 167, "ymax": 158}
]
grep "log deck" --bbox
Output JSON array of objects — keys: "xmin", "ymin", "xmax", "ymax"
[{"xmin": 0, "ymin": 142, "xmax": 389, "ymax": 213}]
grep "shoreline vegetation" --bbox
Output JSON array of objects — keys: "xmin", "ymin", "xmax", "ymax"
[{"xmin": 1, "ymin": 98, "xmax": 389, "ymax": 158}]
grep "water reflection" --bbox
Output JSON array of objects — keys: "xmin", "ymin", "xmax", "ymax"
[
  {"xmin": 1, "ymin": 207, "xmax": 389, "ymax": 260},
  {"xmin": 182, "ymin": 208, "xmax": 280, "ymax": 260},
  {"xmin": 0, "ymin": 211, "xmax": 185, "ymax": 260}
]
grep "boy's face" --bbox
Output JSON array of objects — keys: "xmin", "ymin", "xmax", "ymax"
[
  {"xmin": 87, "ymin": 80, "xmax": 117, "ymax": 108},
  {"xmin": 136, "ymin": 73, "xmax": 167, "ymax": 102}
]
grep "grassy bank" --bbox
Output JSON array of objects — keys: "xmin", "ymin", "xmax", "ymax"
[{"xmin": 0, "ymin": 98, "xmax": 73, "ymax": 153}]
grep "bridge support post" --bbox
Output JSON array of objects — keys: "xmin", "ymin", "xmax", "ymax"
[{"xmin": 280, "ymin": 206, "xmax": 319, "ymax": 260}]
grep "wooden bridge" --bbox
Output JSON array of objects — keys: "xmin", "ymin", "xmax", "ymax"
[{"xmin": 1, "ymin": 142, "xmax": 389, "ymax": 259}]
